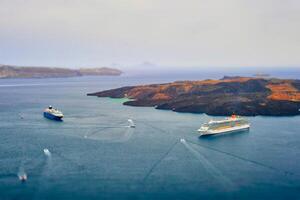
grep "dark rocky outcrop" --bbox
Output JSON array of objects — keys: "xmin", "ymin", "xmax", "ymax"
[{"xmin": 88, "ymin": 76, "xmax": 300, "ymax": 116}]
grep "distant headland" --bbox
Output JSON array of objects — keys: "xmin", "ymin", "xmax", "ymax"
[
  {"xmin": 88, "ymin": 76, "xmax": 300, "ymax": 116},
  {"xmin": 0, "ymin": 64, "xmax": 122, "ymax": 78}
]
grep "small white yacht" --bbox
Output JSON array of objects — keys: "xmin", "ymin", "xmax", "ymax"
[
  {"xmin": 19, "ymin": 174, "xmax": 27, "ymax": 182},
  {"xmin": 128, "ymin": 119, "xmax": 135, "ymax": 128},
  {"xmin": 198, "ymin": 115, "xmax": 250, "ymax": 136},
  {"xmin": 43, "ymin": 149, "xmax": 51, "ymax": 156}
]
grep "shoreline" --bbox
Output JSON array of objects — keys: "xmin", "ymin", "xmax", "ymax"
[{"xmin": 88, "ymin": 76, "xmax": 300, "ymax": 117}]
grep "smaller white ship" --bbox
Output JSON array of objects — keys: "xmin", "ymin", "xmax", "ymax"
[
  {"xmin": 43, "ymin": 148, "xmax": 51, "ymax": 156},
  {"xmin": 198, "ymin": 115, "xmax": 250, "ymax": 136},
  {"xmin": 18, "ymin": 174, "xmax": 27, "ymax": 182},
  {"xmin": 128, "ymin": 119, "xmax": 135, "ymax": 128}
]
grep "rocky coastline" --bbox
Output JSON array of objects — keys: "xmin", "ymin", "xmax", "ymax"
[
  {"xmin": 0, "ymin": 65, "xmax": 122, "ymax": 78},
  {"xmin": 88, "ymin": 76, "xmax": 300, "ymax": 116}
]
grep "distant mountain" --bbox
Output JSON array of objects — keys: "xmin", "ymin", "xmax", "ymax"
[
  {"xmin": 139, "ymin": 61, "xmax": 157, "ymax": 67},
  {"xmin": 88, "ymin": 76, "xmax": 300, "ymax": 116},
  {"xmin": 130, "ymin": 61, "xmax": 158, "ymax": 70},
  {"xmin": 79, "ymin": 67, "xmax": 122, "ymax": 76},
  {"xmin": 0, "ymin": 65, "xmax": 122, "ymax": 78}
]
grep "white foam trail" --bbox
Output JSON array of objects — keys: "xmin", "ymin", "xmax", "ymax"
[
  {"xmin": 41, "ymin": 149, "xmax": 53, "ymax": 177},
  {"xmin": 180, "ymin": 138, "xmax": 235, "ymax": 191},
  {"xmin": 43, "ymin": 149, "xmax": 51, "ymax": 157},
  {"xmin": 17, "ymin": 168, "xmax": 25, "ymax": 177},
  {"xmin": 33, "ymin": 148, "xmax": 53, "ymax": 199},
  {"xmin": 115, "ymin": 128, "xmax": 134, "ymax": 143}
]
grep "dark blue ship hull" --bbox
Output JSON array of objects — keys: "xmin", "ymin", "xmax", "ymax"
[{"xmin": 43, "ymin": 112, "xmax": 63, "ymax": 121}]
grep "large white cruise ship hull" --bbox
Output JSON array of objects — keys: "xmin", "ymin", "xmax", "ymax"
[{"xmin": 198, "ymin": 124, "xmax": 250, "ymax": 136}]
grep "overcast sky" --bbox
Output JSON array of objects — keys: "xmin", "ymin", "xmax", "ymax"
[{"xmin": 0, "ymin": 0, "xmax": 300, "ymax": 69}]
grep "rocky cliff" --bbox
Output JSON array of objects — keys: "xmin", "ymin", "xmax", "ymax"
[{"xmin": 88, "ymin": 77, "xmax": 300, "ymax": 116}]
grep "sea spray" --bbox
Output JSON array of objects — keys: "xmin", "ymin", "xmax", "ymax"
[{"xmin": 180, "ymin": 138, "xmax": 236, "ymax": 191}]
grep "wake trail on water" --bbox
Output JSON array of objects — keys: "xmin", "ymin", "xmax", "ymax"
[
  {"xmin": 32, "ymin": 149, "xmax": 55, "ymax": 200},
  {"xmin": 34, "ymin": 149, "xmax": 53, "ymax": 181},
  {"xmin": 180, "ymin": 139, "xmax": 235, "ymax": 190},
  {"xmin": 84, "ymin": 120, "xmax": 133, "ymax": 139},
  {"xmin": 184, "ymin": 139, "xmax": 296, "ymax": 177},
  {"xmin": 51, "ymin": 150, "xmax": 85, "ymax": 171},
  {"xmin": 17, "ymin": 135, "xmax": 30, "ymax": 182},
  {"xmin": 143, "ymin": 140, "xmax": 179, "ymax": 182},
  {"xmin": 137, "ymin": 120, "xmax": 170, "ymax": 134},
  {"xmin": 112, "ymin": 128, "xmax": 135, "ymax": 143},
  {"xmin": 84, "ymin": 126, "xmax": 121, "ymax": 138}
]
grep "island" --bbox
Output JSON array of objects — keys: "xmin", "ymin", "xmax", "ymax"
[
  {"xmin": 0, "ymin": 64, "xmax": 122, "ymax": 78},
  {"xmin": 88, "ymin": 76, "xmax": 300, "ymax": 116}
]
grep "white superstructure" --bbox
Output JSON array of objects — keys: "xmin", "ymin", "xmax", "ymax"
[
  {"xmin": 43, "ymin": 105, "xmax": 64, "ymax": 120},
  {"xmin": 44, "ymin": 106, "xmax": 64, "ymax": 118},
  {"xmin": 198, "ymin": 115, "xmax": 250, "ymax": 136}
]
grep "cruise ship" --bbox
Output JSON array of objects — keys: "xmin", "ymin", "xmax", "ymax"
[
  {"xmin": 43, "ymin": 106, "xmax": 64, "ymax": 121},
  {"xmin": 198, "ymin": 115, "xmax": 250, "ymax": 136}
]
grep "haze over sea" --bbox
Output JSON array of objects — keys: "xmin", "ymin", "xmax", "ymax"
[{"xmin": 1, "ymin": 70, "xmax": 300, "ymax": 200}]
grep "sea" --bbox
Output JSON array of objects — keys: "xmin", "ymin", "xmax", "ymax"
[{"xmin": 1, "ymin": 73, "xmax": 300, "ymax": 200}]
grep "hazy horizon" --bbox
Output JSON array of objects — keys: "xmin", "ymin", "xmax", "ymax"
[{"xmin": 1, "ymin": 0, "xmax": 300, "ymax": 70}]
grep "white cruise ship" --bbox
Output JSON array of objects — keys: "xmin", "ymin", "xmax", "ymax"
[{"xmin": 198, "ymin": 115, "xmax": 250, "ymax": 136}]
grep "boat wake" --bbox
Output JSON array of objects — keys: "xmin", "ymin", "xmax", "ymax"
[
  {"xmin": 143, "ymin": 140, "xmax": 179, "ymax": 182},
  {"xmin": 180, "ymin": 138, "xmax": 236, "ymax": 191},
  {"xmin": 83, "ymin": 119, "xmax": 136, "ymax": 142},
  {"xmin": 42, "ymin": 148, "xmax": 53, "ymax": 176},
  {"xmin": 184, "ymin": 139, "xmax": 296, "ymax": 177}
]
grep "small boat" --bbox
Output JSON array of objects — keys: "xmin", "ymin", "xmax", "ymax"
[
  {"xmin": 19, "ymin": 174, "xmax": 27, "ymax": 182},
  {"xmin": 43, "ymin": 148, "xmax": 51, "ymax": 156},
  {"xmin": 198, "ymin": 115, "xmax": 250, "ymax": 136},
  {"xmin": 43, "ymin": 105, "xmax": 64, "ymax": 121},
  {"xmin": 128, "ymin": 119, "xmax": 135, "ymax": 128}
]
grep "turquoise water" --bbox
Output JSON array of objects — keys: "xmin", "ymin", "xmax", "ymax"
[{"xmin": 1, "ymin": 76, "xmax": 300, "ymax": 200}]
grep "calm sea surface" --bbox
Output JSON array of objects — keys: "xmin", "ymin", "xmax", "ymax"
[{"xmin": 1, "ymin": 75, "xmax": 300, "ymax": 200}]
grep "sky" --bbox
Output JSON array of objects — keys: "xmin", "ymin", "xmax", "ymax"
[{"xmin": 0, "ymin": 0, "xmax": 300, "ymax": 70}]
